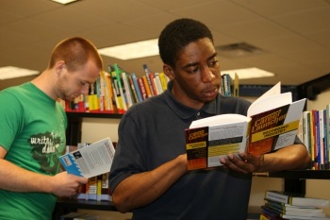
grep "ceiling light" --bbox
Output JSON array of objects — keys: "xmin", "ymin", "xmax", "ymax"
[
  {"xmin": 98, "ymin": 39, "xmax": 159, "ymax": 60},
  {"xmin": 221, "ymin": 67, "xmax": 274, "ymax": 80},
  {"xmin": 0, "ymin": 66, "xmax": 39, "ymax": 80},
  {"xmin": 50, "ymin": 0, "xmax": 79, "ymax": 5}
]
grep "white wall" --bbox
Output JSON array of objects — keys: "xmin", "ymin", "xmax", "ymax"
[{"xmin": 81, "ymin": 118, "xmax": 120, "ymax": 143}]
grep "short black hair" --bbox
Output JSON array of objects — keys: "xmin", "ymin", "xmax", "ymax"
[{"xmin": 158, "ymin": 18, "xmax": 214, "ymax": 68}]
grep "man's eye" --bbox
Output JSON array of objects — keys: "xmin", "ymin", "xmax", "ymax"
[
  {"xmin": 187, "ymin": 67, "xmax": 199, "ymax": 74},
  {"xmin": 80, "ymin": 82, "xmax": 86, "ymax": 86},
  {"xmin": 209, "ymin": 60, "xmax": 219, "ymax": 68}
]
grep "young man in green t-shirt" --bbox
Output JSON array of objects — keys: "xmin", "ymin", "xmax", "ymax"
[{"xmin": 0, "ymin": 37, "xmax": 103, "ymax": 220}]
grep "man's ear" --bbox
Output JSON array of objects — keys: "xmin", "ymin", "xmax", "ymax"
[
  {"xmin": 55, "ymin": 60, "xmax": 65, "ymax": 74},
  {"xmin": 163, "ymin": 64, "xmax": 175, "ymax": 80}
]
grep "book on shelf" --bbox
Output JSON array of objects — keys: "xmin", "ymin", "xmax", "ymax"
[
  {"xmin": 120, "ymin": 71, "xmax": 134, "ymax": 109},
  {"xmin": 220, "ymin": 73, "xmax": 232, "ymax": 96},
  {"xmin": 60, "ymin": 212, "xmax": 87, "ymax": 220},
  {"xmin": 137, "ymin": 77, "xmax": 147, "ymax": 101},
  {"xmin": 264, "ymin": 190, "xmax": 330, "ymax": 208},
  {"xmin": 100, "ymin": 70, "xmax": 114, "ymax": 112},
  {"xmin": 300, "ymin": 103, "xmax": 330, "ymax": 170},
  {"xmin": 59, "ymin": 137, "xmax": 115, "ymax": 178},
  {"xmin": 143, "ymin": 64, "xmax": 155, "ymax": 97},
  {"xmin": 84, "ymin": 176, "xmax": 98, "ymax": 200},
  {"xmin": 263, "ymin": 202, "xmax": 326, "ymax": 217},
  {"xmin": 127, "ymin": 73, "xmax": 138, "ymax": 104},
  {"xmin": 158, "ymin": 72, "xmax": 169, "ymax": 91},
  {"xmin": 73, "ymin": 213, "xmax": 99, "ymax": 220},
  {"xmin": 185, "ymin": 81, "xmax": 306, "ymax": 170},
  {"xmin": 131, "ymin": 73, "xmax": 143, "ymax": 102},
  {"xmin": 233, "ymin": 73, "xmax": 239, "ymax": 97},
  {"xmin": 142, "ymin": 75, "xmax": 152, "ymax": 99},
  {"xmin": 280, "ymin": 215, "xmax": 330, "ymax": 220},
  {"xmin": 148, "ymin": 72, "xmax": 158, "ymax": 96},
  {"xmin": 153, "ymin": 72, "xmax": 164, "ymax": 95},
  {"xmin": 261, "ymin": 206, "xmax": 326, "ymax": 219}
]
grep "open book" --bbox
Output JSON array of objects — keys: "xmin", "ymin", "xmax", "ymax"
[
  {"xmin": 185, "ymin": 82, "xmax": 306, "ymax": 170},
  {"xmin": 59, "ymin": 137, "xmax": 115, "ymax": 178}
]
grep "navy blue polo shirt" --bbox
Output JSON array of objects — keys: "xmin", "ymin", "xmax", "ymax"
[{"xmin": 110, "ymin": 81, "xmax": 255, "ymax": 220}]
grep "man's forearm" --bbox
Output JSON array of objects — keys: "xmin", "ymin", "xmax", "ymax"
[
  {"xmin": 112, "ymin": 154, "xmax": 187, "ymax": 212},
  {"xmin": 0, "ymin": 159, "xmax": 52, "ymax": 193},
  {"xmin": 258, "ymin": 144, "xmax": 311, "ymax": 172}
]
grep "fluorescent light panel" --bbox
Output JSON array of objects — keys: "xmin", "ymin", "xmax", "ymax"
[
  {"xmin": 98, "ymin": 38, "xmax": 274, "ymax": 79},
  {"xmin": 50, "ymin": 0, "xmax": 79, "ymax": 5},
  {"xmin": 222, "ymin": 67, "xmax": 274, "ymax": 80},
  {"xmin": 0, "ymin": 66, "xmax": 39, "ymax": 80},
  {"xmin": 98, "ymin": 39, "xmax": 159, "ymax": 60}
]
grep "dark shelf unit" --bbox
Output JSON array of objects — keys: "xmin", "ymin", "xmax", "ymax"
[
  {"xmin": 53, "ymin": 198, "xmax": 118, "ymax": 220},
  {"xmin": 269, "ymin": 170, "xmax": 330, "ymax": 180},
  {"xmin": 66, "ymin": 111, "xmax": 123, "ymax": 119},
  {"xmin": 264, "ymin": 170, "xmax": 330, "ymax": 195}
]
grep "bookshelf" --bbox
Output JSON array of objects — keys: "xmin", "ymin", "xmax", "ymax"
[
  {"xmin": 56, "ymin": 73, "xmax": 330, "ymax": 219},
  {"xmin": 52, "ymin": 198, "xmax": 119, "ymax": 220}
]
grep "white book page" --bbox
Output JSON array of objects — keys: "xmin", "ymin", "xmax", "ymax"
[
  {"xmin": 189, "ymin": 114, "xmax": 249, "ymax": 128},
  {"xmin": 247, "ymin": 92, "xmax": 292, "ymax": 117},
  {"xmin": 255, "ymin": 81, "xmax": 281, "ymax": 102}
]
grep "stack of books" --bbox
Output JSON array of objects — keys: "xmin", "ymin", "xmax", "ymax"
[{"xmin": 260, "ymin": 190, "xmax": 330, "ymax": 220}]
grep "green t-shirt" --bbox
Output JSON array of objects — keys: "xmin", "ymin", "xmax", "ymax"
[{"xmin": 0, "ymin": 82, "xmax": 67, "ymax": 220}]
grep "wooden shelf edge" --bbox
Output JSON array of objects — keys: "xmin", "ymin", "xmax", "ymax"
[
  {"xmin": 261, "ymin": 170, "xmax": 330, "ymax": 179},
  {"xmin": 66, "ymin": 111, "xmax": 123, "ymax": 119}
]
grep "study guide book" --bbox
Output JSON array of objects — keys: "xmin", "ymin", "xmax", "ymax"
[
  {"xmin": 265, "ymin": 190, "xmax": 330, "ymax": 208},
  {"xmin": 59, "ymin": 137, "xmax": 115, "ymax": 178},
  {"xmin": 185, "ymin": 82, "xmax": 306, "ymax": 170}
]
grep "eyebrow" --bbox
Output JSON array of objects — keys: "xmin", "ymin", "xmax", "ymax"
[{"xmin": 181, "ymin": 52, "xmax": 218, "ymax": 69}]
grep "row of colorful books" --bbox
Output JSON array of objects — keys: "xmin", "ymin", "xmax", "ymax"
[
  {"xmin": 76, "ymin": 173, "xmax": 111, "ymax": 201},
  {"xmin": 300, "ymin": 104, "xmax": 330, "ymax": 170},
  {"xmin": 260, "ymin": 190, "xmax": 330, "ymax": 220},
  {"xmin": 58, "ymin": 63, "xmax": 170, "ymax": 113}
]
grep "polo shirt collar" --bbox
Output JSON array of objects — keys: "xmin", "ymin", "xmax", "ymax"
[{"xmin": 164, "ymin": 81, "xmax": 218, "ymax": 120}]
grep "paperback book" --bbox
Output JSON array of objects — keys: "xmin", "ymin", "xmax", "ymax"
[
  {"xmin": 264, "ymin": 190, "xmax": 330, "ymax": 208},
  {"xmin": 59, "ymin": 137, "xmax": 115, "ymax": 178},
  {"xmin": 185, "ymin": 82, "xmax": 306, "ymax": 170}
]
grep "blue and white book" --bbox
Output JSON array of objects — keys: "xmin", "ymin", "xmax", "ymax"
[{"xmin": 59, "ymin": 137, "xmax": 115, "ymax": 178}]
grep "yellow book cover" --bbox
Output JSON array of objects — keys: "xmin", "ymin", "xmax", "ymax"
[{"xmin": 158, "ymin": 72, "xmax": 168, "ymax": 91}]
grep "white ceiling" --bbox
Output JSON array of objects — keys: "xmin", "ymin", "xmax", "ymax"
[{"xmin": 1, "ymin": 0, "xmax": 330, "ymax": 90}]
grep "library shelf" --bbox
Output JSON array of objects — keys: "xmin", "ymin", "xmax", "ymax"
[{"xmin": 52, "ymin": 198, "xmax": 119, "ymax": 220}]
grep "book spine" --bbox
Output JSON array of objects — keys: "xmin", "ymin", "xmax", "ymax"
[
  {"xmin": 154, "ymin": 72, "xmax": 164, "ymax": 95},
  {"xmin": 326, "ymin": 104, "xmax": 330, "ymax": 169},
  {"xmin": 137, "ymin": 77, "xmax": 147, "ymax": 100},
  {"xmin": 148, "ymin": 72, "xmax": 158, "ymax": 96},
  {"xmin": 131, "ymin": 73, "xmax": 143, "ymax": 102},
  {"xmin": 105, "ymin": 71, "xmax": 115, "ymax": 112},
  {"xmin": 143, "ymin": 64, "xmax": 154, "ymax": 96},
  {"xmin": 158, "ymin": 72, "xmax": 168, "ymax": 91},
  {"xmin": 142, "ymin": 75, "xmax": 152, "ymax": 98},
  {"xmin": 265, "ymin": 191, "xmax": 289, "ymax": 204},
  {"xmin": 113, "ymin": 64, "xmax": 127, "ymax": 111},
  {"xmin": 121, "ymin": 72, "xmax": 134, "ymax": 108},
  {"xmin": 128, "ymin": 74, "xmax": 138, "ymax": 104}
]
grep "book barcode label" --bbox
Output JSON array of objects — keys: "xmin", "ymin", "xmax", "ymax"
[{"xmin": 62, "ymin": 155, "xmax": 72, "ymax": 167}]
